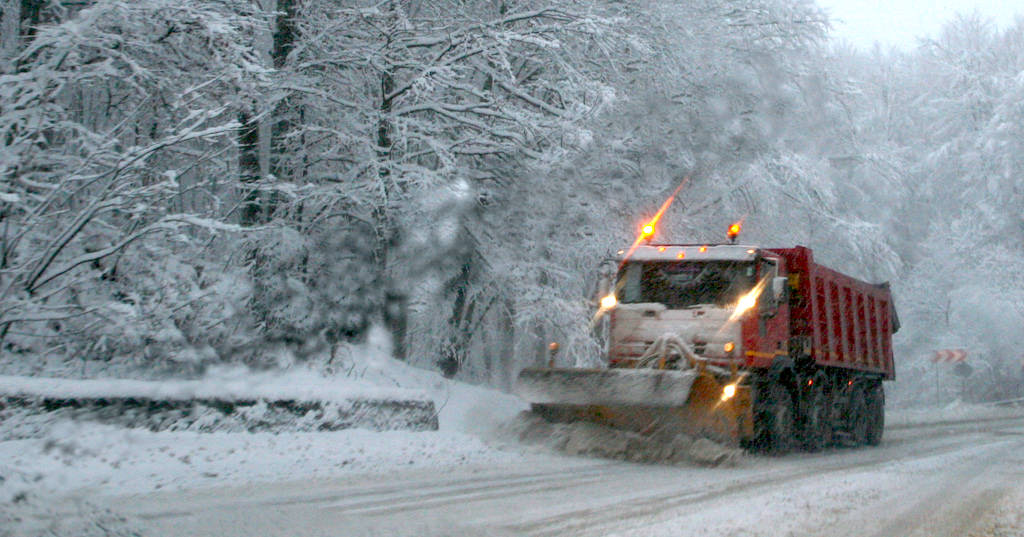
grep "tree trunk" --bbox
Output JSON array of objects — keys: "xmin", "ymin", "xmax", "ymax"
[
  {"xmin": 237, "ymin": 109, "xmax": 263, "ymax": 226},
  {"xmin": 499, "ymin": 297, "xmax": 516, "ymax": 391},
  {"xmin": 271, "ymin": 0, "xmax": 299, "ymax": 69},
  {"xmin": 375, "ymin": 8, "xmax": 402, "ymax": 354},
  {"xmin": 371, "ymin": 67, "xmax": 396, "ymax": 279},
  {"xmin": 0, "ymin": 0, "xmax": 37, "ymax": 346},
  {"xmin": 267, "ymin": 0, "xmax": 301, "ymax": 214},
  {"xmin": 532, "ymin": 321, "xmax": 548, "ymax": 367},
  {"xmin": 438, "ymin": 262, "xmax": 472, "ymax": 377},
  {"xmin": 0, "ymin": 0, "xmax": 20, "ymax": 70},
  {"xmin": 384, "ymin": 291, "xmax": 408, "ymax": 360},
  {"xmin": 482, "ymin": 318, "xmax": 494, "ymax": 386},
  {"xmin": 18, "ymin": 0, "xmax": 42, "ymax": 37}
]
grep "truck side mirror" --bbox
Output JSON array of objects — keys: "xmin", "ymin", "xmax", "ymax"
[{"xmin": 772, "ymin": 277, "xmax": 787, "ymax": 302}]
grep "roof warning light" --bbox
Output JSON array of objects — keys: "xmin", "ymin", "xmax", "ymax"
[{"xmin": 727, "ymin": 222, "xmax": 742, "ymax": 243}]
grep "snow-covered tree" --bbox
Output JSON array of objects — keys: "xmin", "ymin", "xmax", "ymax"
[
  {"xmin": 0, "ymin": 0, "xmax": 269, "ymax": 370},
  {"xmin": 835, "ymin": 15, "xmax": 1024, "ymax": 403},
  {"xmin": 251, "ymin": 0, "xmax": 620, "ymax": 372}
]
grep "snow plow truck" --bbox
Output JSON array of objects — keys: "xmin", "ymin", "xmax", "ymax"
[{"xmin": 515, "ymin": 230, "xmax": 899, "ymax": 453}]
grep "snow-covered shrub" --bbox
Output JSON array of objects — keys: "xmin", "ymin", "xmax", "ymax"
[
  {"xmin": 0, "ymin": 235, "xmax": 256, "ymax": 377},
  {"xmin": 246, "ymin": 220, "xmax": 383, "ymax": 367}
]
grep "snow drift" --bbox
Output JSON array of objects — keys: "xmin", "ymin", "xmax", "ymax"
[{"xmin": 0, "ymin": 370, "xmax": 439, "ymax": 438}]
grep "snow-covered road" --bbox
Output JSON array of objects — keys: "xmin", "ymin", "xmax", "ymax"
[{"xmin": 104, "ymin": 415, "xmax": 1024, "ymax": 537}]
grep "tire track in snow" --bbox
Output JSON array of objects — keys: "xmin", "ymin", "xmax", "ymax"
[
  {"xmin": 796, "ymin": 435, "xmax": 1024, "ymax": 537},
  {"xmin": 510, "ymin": 421, "xmax": 1024, "ymax": 537},
  {"xmin": 119, "ymin": 415, "xmax": 1024, "ymax": 537},
  {"xmin": 323, "ymin": 418, "xmax": 1024, "ymax": 529},
  {"xmin": 134, "ymin": 461, "xmax": 630, "ymax": 521}
]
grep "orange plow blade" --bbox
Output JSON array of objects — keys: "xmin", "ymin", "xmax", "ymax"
[{"xmin": 514, "ymin": 367, "xmax": 754, "ymax": 445}]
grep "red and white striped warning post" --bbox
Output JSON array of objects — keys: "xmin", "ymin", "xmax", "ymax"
[{"xmin": 932, "ymin": 349, "xmax": 967, "ymax": 363}]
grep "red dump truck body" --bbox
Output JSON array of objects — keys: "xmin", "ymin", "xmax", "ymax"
[{"xmin": 769, "ymin": 246, "xmax": 897, "ymax": 380}]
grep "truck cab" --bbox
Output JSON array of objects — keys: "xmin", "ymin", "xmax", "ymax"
[{"xmin": 601, "ymin": 244, "xmax": 790, "ymax": 370}]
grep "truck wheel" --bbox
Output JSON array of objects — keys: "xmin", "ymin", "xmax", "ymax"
[
  {"xmin": 849, "ymin": 386, "xmax": 870, "ymax": 446},
  {"xmin": 799, "ymin": 373, "xmax": 832, "ymax": 452},
  {"xmin": 865, "ymin": 382, "xmax": 885, "ymax": 446},
  {"xmin": 756, "ymin": 382, "xmax": 795, "ymax": 454}
]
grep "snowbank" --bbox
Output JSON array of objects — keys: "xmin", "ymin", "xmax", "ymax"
[
  {"xmin": 0, "ymin": 367, "xmax": 441, "ymax": 438},
  {"xmin": 887, "ymin": 399, "xmax": 1024, "ymax": 428},
  {"xmin": 0, "ymin": 419, "xmax": 524, "ymax": 498},
  {"xmin": 0, "ymin": 342, "xmax": 529, "ymax": 498},
  {"xmin": 0, "ymin": 367, "xmax": 428, "ymax": 404}
]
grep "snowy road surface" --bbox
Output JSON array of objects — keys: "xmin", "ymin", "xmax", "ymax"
[{"xmin": 106, "ymin": 416, "xmax": 1024, "ymax": 537}]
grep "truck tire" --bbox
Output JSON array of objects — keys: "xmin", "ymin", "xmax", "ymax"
[
  {"xmin": 756, "ymin": 381, "xmax": 795, "ymax": 454},
  {"xmin": 799, "ymin": 372, "xmax": 832, "ymax": 452},
  {"xmin": 865, "ymin": 382, "xmax": 885, "ymax": 446},
  {"xmin": 848, "ymin": 386, "xmax": 869, "ymax": 446}
]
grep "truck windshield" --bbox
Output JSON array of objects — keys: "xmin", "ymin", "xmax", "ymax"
[{"xmin": 618, "ymin": 260, "xmax": 755, "ymax": 308}]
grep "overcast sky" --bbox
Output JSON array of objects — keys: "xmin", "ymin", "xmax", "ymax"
[{"xmin": 815, "ymin": 0, "xmax": 1023, "ymax": 50}]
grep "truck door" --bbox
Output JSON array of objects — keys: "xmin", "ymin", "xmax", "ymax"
[{"xmin": 753, "ymin": 257, "xmax": 790, "ymax": 365}]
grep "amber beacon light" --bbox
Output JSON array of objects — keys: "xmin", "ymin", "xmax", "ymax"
[
  {"xmin": 640, "ymin": 223, "xmax": 655, "ymax": 241},
  {"xmin": 727, "ymin": 222, "xmax": 742, "ymax": 243}
]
